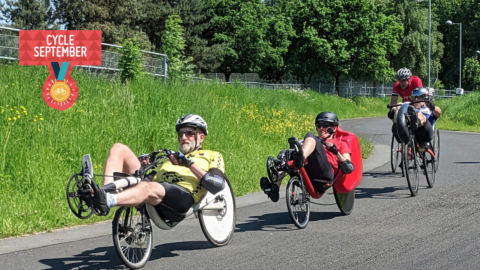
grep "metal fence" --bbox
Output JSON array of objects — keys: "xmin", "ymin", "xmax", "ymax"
[{"xmin": 0, "ymin": 26, "xmax": 168, "ymax": 78}]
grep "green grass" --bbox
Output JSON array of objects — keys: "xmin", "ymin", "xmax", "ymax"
[
  {"xmin": 434, "ymin": 92, "xmax": 480, "ymax": 132},
  {"xmin": 14, "ymin": 63, "xmax": 480, "ymax": 238}
]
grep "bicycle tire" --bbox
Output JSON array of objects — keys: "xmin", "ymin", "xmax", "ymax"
[
  {"xmin": 404, "ymin": 140, "xmax": 419, "ymax": 196},
  {"xmin": 333, "ymin": 187, "xmax": 355, "ymax": 215},
  {"xmin": 286, "ymin": 176, "xmax": 310, "ymax": 229},
  {"xmin": 113, "ymin": 206, "xmax": 153, "ymax": 269},
  {"xmin": 433, "ymin": 129, "xmax": 440, "ymax": 171},
  {"xmin": 198, "ymin": 179, "xmax": 236, "ymax": 247},
  {"xmin": 391, "ymin": 135, "xmax": 401, "ymax": 173},
  {"xmin": 423, "ymin": 149, "xmax": 435, "ymax": 188}
]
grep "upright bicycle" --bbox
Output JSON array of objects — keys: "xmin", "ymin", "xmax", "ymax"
[{"xmin": 66, "ymin": 150, "xmax": 236, "ymax": 269}]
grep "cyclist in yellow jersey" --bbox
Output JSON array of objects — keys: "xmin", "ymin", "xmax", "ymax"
[{"xmin": 90, "ymin": 114, "xmax": 226, "ymax": 220}]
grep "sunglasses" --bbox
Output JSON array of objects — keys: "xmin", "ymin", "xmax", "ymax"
[
  {"xmin": 412, "ymin": 94, "xmax": 428, "ymax": 100},
  {"xmin": 177, "ymin": 130, "xmax": 196, "ymax": 138},
  {"xmin": 316, "ymin": 122, "xmax": 333, "ymax": 129}
]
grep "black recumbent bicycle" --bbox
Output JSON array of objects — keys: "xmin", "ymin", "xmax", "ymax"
[
  {"xmin": 388, "ymin": 101, "xmax": 440, "ymax": 196},
  {"xmin": 66, "ymin": 150, "xmax": 236, "ymax": 269}
]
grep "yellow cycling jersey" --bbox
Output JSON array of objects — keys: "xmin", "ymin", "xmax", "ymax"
[{"xmin": 152, "ymin": 149, "xmax": 225, "ymax": 202}]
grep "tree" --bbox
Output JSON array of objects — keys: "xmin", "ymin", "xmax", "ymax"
[
  {"xmin": 435, "ymin": 0, "xmax": 480, "ymax": 89},
  {"xmin": 257, "ymin": 4, "xmax": 294, "ymax": 83},
  {"xmin": 1, "ymin": 0, "xmax": 56, "ymax": 30},
  {"xmin": 463, "ymin": 57, "xmax": 480, "ymax": 91},
  {"xmin": 284, "ymin": 0, "xmax": 403, "ymax": 89},
  {"xmin": 387, "ymin": 0, "xmax": 444, "ymax": 85},
  {"xmin": 53, "ymin": 0, "xmax": 152, "ymax": 49},
  {"xmin": 161, "ymin": 15, "xmax": 195, "ymax": 80},
  {"xmin": 208, "ymin": 0, "xmax": 270, "ymax": 82}
]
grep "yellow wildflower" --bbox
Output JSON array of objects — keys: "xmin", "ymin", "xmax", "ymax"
[
  {"xmin": 8, "ymin": 118, "xmax": 11, "ymax": 121},
  {"xmin": 12, "ymin": 83, "xmax": 14, "ymax": 86},
  {"xmin": 36, "ymin": 85, "xmax": 39, "ymax": 87},
  {"xmin": 38, "ymin": 129, "xmax": 40, "ymax": 132},
  {"xmin": 34, "ymin": 119, "xmax": 36, "ymax": 122},
  {"xmin": 10, "ymin": 109, "xmax": 13, "ymax": 111},
  {"xmin": 16, "ymin": 111, "xmax": 20, "ymax": 114},
  {"xmin": 5, "ymin": 105, "xmax": 8, "ymax": 107},
  {"xmin": 39, "ymin": 118, "xmax": 44, "ymax": 121},
  {"xmin": 13, "ymin": 117, "xmax": 16, "ymax": 120},
  {"xmin": 1, "ymin": 109, "xmax": 3, "ymax": 113},
  {"xmin": 35, "ymin": 115, "xmax": 38, "ymax": 118},
  {"xmin": 39, "ymin": 113, "xmax": 42, "ymax": 116},
  {"xmin": 17, "ymin": 115, "xmax": 20, "ymax": 119}
]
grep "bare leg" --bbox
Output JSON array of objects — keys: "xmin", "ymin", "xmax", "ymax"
[
  {"xmin": 115, "ymin": 181, "xmax": 166, "ymax": 207},
  {"xmin": 103, "ymin": 143, "xmax": 142, "ymax": 185}
]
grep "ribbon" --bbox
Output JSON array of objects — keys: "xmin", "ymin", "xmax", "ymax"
[{"xmin": 51, "ymin": 62, "xmax": 70, "ymax": 81}]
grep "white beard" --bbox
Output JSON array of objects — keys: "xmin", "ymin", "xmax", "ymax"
[{"xmin": 179, "ymin": 141, "xmax": 196, "ymax": 154}]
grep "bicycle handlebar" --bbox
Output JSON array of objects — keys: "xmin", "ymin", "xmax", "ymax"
[{"xmin": 386, "ymin": 100, "xmax": 423, "ymax": 109}]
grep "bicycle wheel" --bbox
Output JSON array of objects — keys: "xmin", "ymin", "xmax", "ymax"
[
  {"xmin": 403, "ymin": 141, "xmax": 419, "ymax": 196},
  {"xmin": 333, "ymin": 187, "xmax": 355, "ymax": 215},
  {"xmin": 113, "ymin": 206, "xmax": 153, "ymax": 269},
  {"xmin": 66, "ymin": 173, "xmax": 94, "ymax": 219},
  {"xmin": 286, "ymin": 176, "xmax": 310, "ymax": 229},
  {"xmin": 423, "ymin": 149, "xmax": 436, "ymax": 188},
  {"xmin": 433, "ymin": 129, "xmax": 440, "ymax": 171},
  {"xmin": 391, "ymin": 135, "xmax": 401, "ymax": 173},
  {"xmin": 199, "ymin": 179, "xmax": 236, "ymax": 247}
]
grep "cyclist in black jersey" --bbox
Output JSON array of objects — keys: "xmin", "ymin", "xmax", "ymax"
[{"xmin": 89, "ymin": 114, "xmax": 226, "ymax": 221}]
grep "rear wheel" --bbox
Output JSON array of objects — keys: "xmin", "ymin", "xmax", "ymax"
[
  {"xmin": 286, "ymin": 176, "xmax": 310, "ymax": 229},
  {"xmin": 391, "ymin": 135, "xmax": 401, "ymax": 173},
  {"xmin": 423, "ymin": 149, "xmax": 436, "ymax": 188},
  {"xmin": 404, "ymin": 141, "xmax": 419, "ymax": 196},
  {"xmin": 199, "ymin": 180, "xmax": 236, "ymax": 247},
  {"xmin": 333, "ymin": 188, "xmax": 355, "ymax": 215},
  {"xmin": 433, "ymin": 129, "xmax": 440, "ymax": 171},
  {"xmin": 113, "ymin": 206, "xmax": 153, "ymax": 269}
]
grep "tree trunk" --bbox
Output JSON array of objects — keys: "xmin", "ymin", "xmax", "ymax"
[
  {"xmin": 373, "ymin": 80, "xmax": 377, "ymax": 97},
  {"xmin": 335, "ymin": 73, "xmax": 341, "ymax": 95}
]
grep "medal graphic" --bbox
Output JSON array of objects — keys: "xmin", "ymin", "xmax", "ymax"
[
  {"xmin": 19, "ymin": 30, "xmax": 102, "ymax": 111},
  {"xmin": 42, "ymin": 62, "xmax": 79, "ymax": 110}
]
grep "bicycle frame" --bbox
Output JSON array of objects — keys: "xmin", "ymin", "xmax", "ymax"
[{"xmin": 287, "ymin": 160, "xmax": 324, "ymax": 199}]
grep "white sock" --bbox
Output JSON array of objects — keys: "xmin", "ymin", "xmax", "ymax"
[{"xmin": 106, "ymin": 193, "xmax": 117, "ymax": 208}]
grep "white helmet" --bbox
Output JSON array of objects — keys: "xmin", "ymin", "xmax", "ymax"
[
  {"xmin": 396, "ymin": 67, "xmax": 412, "ymax": 81},
  {"xmin": 176, "ymin": 114, "xmax": 208, "ymax": 135}
]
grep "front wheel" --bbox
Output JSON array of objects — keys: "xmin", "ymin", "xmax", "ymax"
[
  {"xmin": 423, "ymin": 149, "xmax": 436, "ymax": 188},
  {"xmin": 286, "ymin": 176, "xmax": 310, "ymax": 229},
  {"xmin": 433, "ymin": 129, "xmax": 440, "ymax": 171},
  {"xmin": 333, "ymin": 188, "xmax": 355, "ymax": 215},
  {"xmin": 198, "ymin": 179, "xmax": 236, "ymax": 247},
  {"xmin": 391, "ymin": 135, "xmax": 401, "ymax": 173},
  {"xmin": 113, "ymin": 206, "xmax": 153, "ymax": 269},
  {"xmin": 404, "ymin": 141, "xmax": 419, "ymax": 196}
]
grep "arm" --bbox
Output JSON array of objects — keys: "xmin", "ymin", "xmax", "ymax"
[
  {"xmin": 433, "ymin": 106, "xmax": 442, "ymax": 118},
  {"xmin": 390, "ymin": 95, "xmax": 399, "ymax": 106}
]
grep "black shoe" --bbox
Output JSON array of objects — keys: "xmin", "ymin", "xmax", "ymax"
[
  {"xmin": 89, "ymin": 178, "xmax": 110, "ymax": 216},
  {"xmin": 260, "ymin": 177, "xmax": 279, "ymax": 203},
  {"xmin": 398, "ymin": 160, "xmax": 404, "ymax": 169}
]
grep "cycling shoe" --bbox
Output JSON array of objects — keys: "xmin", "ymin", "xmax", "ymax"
[
  {"xmin": 89, "ymin": 178, "xmax": 110, "ymax": 216},
  {"xmin": 260, "ymin": 177, "xmax": 279, "ymax": 203}
]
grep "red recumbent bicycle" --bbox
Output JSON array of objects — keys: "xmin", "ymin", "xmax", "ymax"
[{"xmin": 264, "ymin": 128, "xmax": 363, "ymax": 229}]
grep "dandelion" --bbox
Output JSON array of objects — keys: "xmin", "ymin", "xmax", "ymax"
[
  {"xmin": 34, "ymin": 119, "xmax": 36, "ymax": 122},
  {"xmin": 12, "ymin": 83, "xmax": 14, "ymax": 86},
  {"xmin": 5, "ymin": 105, "xmax": 8, "ymax": 107},
  {"xmin": 81, "ymin": 110, "xmax": 84, "ymax": 113},
  {"xmin": 17, "ymin": 115, "xmax": 20, "ymax": 119},
  {"xmin": 8, "ymin": 118, "xmax": 11, "ymax": 121},
  {"xmin": 1, "ymin": 109, "xmax": 4, "ymax": 113},
  {"xmin": 14, "ymin": 106, "xmax": 16, "ymax": 109},
  {"xmin": 94, "ymin": 165, "xmax": 98, "ymax": 169},
  {"xmin": 35, "ymin": 115, "xmax": 38, "ymax": 118},
  {"xmin": 13, "ymin": 117, "xmax": 16, "ymax": 120},
  {"xmin": 99, "ymin": 165, "xmax": 102, "ymax": 168},
  {"xmin": 18, "ymin": 172, "xmax": 20, "ymax": 174},
  {"xmin": 39, "ymin": 118, "xmax": 44, "ymax": 121},
  {"xmin": 38, "ymin": 129, "xmax": 41, "ymax": 132},
  {"xmin": 39, "ymin": 113, "xmax": 42, "ymax": 115},
  {"xmin": 10, "ymin": 109, "xmax": 13, "ymax": 111},
  {"xmin": 36, "ymin": 85, "xmax": 39, "ymax": 87},
  {"xmin": 16, "ymin": 111, "xmax": 20, "ymax": 114}
]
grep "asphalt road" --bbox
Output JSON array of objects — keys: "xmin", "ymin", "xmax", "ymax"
[{"xmin": 1, "ymin": 117, "xmax": 479, "ymax": 270}]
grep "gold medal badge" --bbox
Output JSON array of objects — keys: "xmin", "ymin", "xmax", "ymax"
[{"xmin": 50, "ymin": 80, "xmax": 71, "ymax": 102}]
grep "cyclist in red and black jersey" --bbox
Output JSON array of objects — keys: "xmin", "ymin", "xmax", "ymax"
[{"xmin": 387, "ymin": 67, "xmax": 423, "ymax": 121}]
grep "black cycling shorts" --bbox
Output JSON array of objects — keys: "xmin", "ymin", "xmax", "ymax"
[
  {"xmin": 153, "ymin": 182, "xmax": 194, "ymax": 222},
  {"xmin": 303, "ymin": 132, "xmax": 334, "ymax": 188},
  {"xmin": 415, "ymin": 120, "xmax": 434, "ymax": 144}
]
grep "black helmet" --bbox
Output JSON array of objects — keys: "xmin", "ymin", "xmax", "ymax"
[{"xmin": 315, "ymin": 111, "xmax": 339, "ymax": 126}]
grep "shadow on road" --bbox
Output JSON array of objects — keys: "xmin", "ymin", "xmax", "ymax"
[
  {"xmin": 235, "ymin": 211, "xmax": 341, "ymax": 232},
  {"xmin": 38, "ymin": 241, "xmax": 213, "ymax": 269},
  {"xmin": 356, "ymin": 171, "xmax": 414, "ymax": 199},
  {"xmin": 39, "ymin": 246, "xmax": 124, "ymax": 269},
  {"xmin": 454, "ymin": 162, "xmax": 480, "ymax": 164}
]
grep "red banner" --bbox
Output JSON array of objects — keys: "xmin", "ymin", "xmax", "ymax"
[
  {"xmin": 19, "ymin": 30, "xmax": 102, "ymax": 111},
  {"xmin": 19, "ymin": 30, "xmax": 102, "ymax": 65}
]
